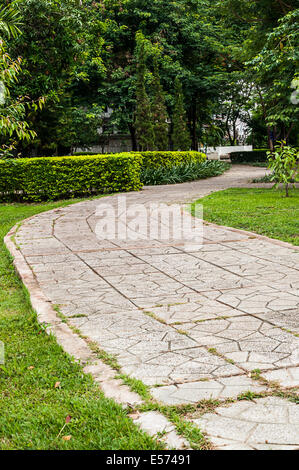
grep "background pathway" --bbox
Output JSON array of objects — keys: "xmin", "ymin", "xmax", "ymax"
[{"xmin": 8, "ymin": 165, "xmax": 299, "ymax": 450}]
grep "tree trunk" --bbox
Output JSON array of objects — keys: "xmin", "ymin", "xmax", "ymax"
[
  {"xmin": 285, "ymin": 123, "xmax": 294, "ymax": 144},
  {"xmin": 190, "ymin": 103, "xmax": 198, "ymax": 150},
  {"xmin": 267, "ymin": 127, "xmax": 274, "ymax": 152},
  {"xmin": 128, "ymin": 123, "xmax": 137, "ymax": 151}
]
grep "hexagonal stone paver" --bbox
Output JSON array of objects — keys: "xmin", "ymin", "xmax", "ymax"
[
  {"xmin": 144, "ymin": 295, "xmax": 246, "ymax": 323},
  {"xmin": 99, "ymin": 272, "xmax": 192, "ymax": 299},
  {"xmin": 213, "ymin": 285, "xmax": 299, "ymax": 315},
  {"xmin": 224, "ymin": 239, "xmax": 299, "ymax": 270},
  {"xmin": 262, "ymin": 367, "xmax": 299, "ymax": 388},
  {"xmin": 134, "ymin": 252, "xmax": 253, "ymax": 290},
  {"xmin": 193, "ymin": 397, "xmax": 299, "ymax": 450},
  {"xmin": 254, "ymin": 308, "xmax": 299, "ymax": 335}
]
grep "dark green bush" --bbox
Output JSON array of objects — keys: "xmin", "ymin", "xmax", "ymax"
[
  {"xmin": 0, "ymin": 153, "xmax": 142, "ymax": 202},
  {"xmin": 230, "ymin": 150, "xmax": 268, "ymax": 163},
  {"xmin": 141, "ymin": 160, "xmax": 230, "ymax": 185}
]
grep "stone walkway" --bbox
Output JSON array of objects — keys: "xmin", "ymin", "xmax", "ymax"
[{"xmin": 7, "ymin": 165, "xmax": 299, "ymax": 450}]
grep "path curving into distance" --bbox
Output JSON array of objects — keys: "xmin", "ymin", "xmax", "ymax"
[{"xmin": 6, "ymin": 165, "xmax": 299, "ymax": 450}]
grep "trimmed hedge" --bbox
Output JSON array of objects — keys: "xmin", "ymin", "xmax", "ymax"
[
  {"xmin": 230, "ymin": 150, "xmax": 268, "ymax": 163},
  {"xmin": 0, "ymin": 153, "xmax": 143, "ymax": 202},
  {"xmin": 140, "ymin": 151, "xmax": 206, "ymax": 169},
  {"xmin": 0, "ymin": 151, "xmax": 207, "ymax": 202},
  {"xmin": 69, "ymin": 150, "xmax": 206, "ymax": 168}
]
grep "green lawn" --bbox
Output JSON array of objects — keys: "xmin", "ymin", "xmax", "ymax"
[
  {"xmin": 0, "ymin": 201, "xmax": 162, "ymax": 450},
  {"xmin": 192, "ymin": 188, "xmax": 299, "ymax": 246}
]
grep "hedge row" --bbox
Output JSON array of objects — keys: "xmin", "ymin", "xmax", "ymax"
[
  {"xmin": 230, "ymin": 150, "xmax": 268, "ymax": 163},
  {"xmin": 0, "ymin": 153, "xmax": 142, "ymax": 202},
  {"xmin": 0, "ymin": 151, "xmax": 207, "ymax": 201},
  {"xmin": 140, "ymin": 151, "xmax": 206, "ymax": 169}
]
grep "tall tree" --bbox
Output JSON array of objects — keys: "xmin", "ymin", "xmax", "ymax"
[
  {"xmin": 218, "ymin": 0, "xmax": 299, "ymax": 148},
  {"xmin": 248, "ymin": 9, "xmax": 299, "ymax": 148},
  {"xmin": 171, "ymin": 78, "xmax": 191, "ymax": 150},
  {"xmin": 151, "ymin": 58, "xmax": 169, "ymax": 150},
  {"xmin": 99, "ymin": 0, "xmax": 224, "ymax": 150},
  {"xmin": 134, "ymin": 32, "xmax": 154, "ymax": 151}
]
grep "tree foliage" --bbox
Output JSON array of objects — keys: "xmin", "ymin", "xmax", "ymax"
[
  {"xmin": 0, "ymin": 2, "xmax": 40, "ymax": 157},
  {"xmin": 248, "ymin": 10, "xmax": 299, "ymax": 144},
  {"xmin": 218, "ymin": 0, "xmax": 299, "ymax": 148},
  {"xmin": 8, "ymin": 0, "xmax": 104, "ymax": 155},
  {"xmin": 151, "ymin": 58, "xmax": 169, "ymax": 151},
  {"xmin": 172, "ymin": 78, "xmax": 191, "ymax": 151},
  {"xmin": 267, "ymin": 143, "xmax": 299, "ymax": 196},
  {"xmin": 134, "ymin": 32, "xmax": 154, "ymax": 151},
  {"xmin": 1, "ymin": 0, "xmax": 298, "ymax": 154}
]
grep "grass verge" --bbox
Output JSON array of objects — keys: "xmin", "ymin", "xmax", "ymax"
[
  {"xmin": 191, "ymin": 187, "xmax": 299, "ymax": 246},
  {"xmin": 0, "ymin": 200, "xmax": 163, "ymax": 450}
]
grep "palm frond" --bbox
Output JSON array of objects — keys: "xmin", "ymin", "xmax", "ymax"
[{"xmin": 0, "ymin": 4, "xmax": 22, "ymax": 38}]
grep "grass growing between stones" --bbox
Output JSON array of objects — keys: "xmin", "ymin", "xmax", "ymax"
[
  {"xmin": 0, "ymin": 201, "xmax": 163, "ymax": 450},
  {"xmin": 192, "ymin": 187, "xmax": 299, "ymax": 246},
  {"xmin": 55, "ymin": 305, "xmax": 212, "ymax": 449}
]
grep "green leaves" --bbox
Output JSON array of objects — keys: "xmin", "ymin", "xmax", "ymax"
[
  {"xmin": 134, "ymin": 32, "xmax": 155, "ymax": 151},
  {"xmin": 0, "ymin": 153, "xmax": 143, "ymax": 202},
  {"xmin": 0, "ymin": 3, "xmax": 22, "ymax": 39},
  {"xmin": 140, "ymin": 150, "xmax": 206, "ymax": 170},
  {"xmin": 246, "ymin": 9, "xmax": 299, "ymax": 140},
  {"xmin": 267, "ymin": 143, "xmax": 299, "ymax": 196},
  {"xmin": 172, "ymin": 78, "xmax": 191, "ymax": 151},
  {"xmin": 0, "ymin": 150, "xmax": 209, "ymax": 201},
  {"xmin": 151, "ymin": 58, "xmax": 169, "ymax": 151},
  {"xmin": 0, "ymin": 39, "xmax": 38, "ymax": 157},
  {"xmin": 141, "ymin": 160, "xmax": 229, "ymax": 186}
]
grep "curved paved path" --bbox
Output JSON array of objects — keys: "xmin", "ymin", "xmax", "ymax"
[{"xmin": 7, "ymin": 165, "xmax": 299, "ymax": 450}]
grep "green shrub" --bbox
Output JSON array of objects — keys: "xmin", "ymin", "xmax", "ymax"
[
  {"xmin": 142, "ymin": 160, "xmax": 230, "ymax": 185},
  {"xmin": 139, "ymin": 151, "xmax": 206, "ymax": 169},
  {"xmin": 230, "ymin": 150, "xmax": 268, "ymax": 163},
  {"xmin": 267, "ymin": 144, "xmax": 299, "ymax": 197},
  {"xmin": 71, "ymin": 150, "xmax": 206, "ymax": 168},
  {"xmin": 0, "ymin": 153, "xmax": 143, "ymax": 202},
  {"xmin": 0, "ymin": 151, "xmax": 208, "ymax": 202}
]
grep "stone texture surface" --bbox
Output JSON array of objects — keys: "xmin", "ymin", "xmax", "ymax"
[
  {"xmin": 7, "ymin": 165, "xmax": 299, "ymax": 450},
  {"xmin": 130, "ymin": 411, "xmax": 189, "ymax": 449},
  {"xmin": 12, "ymin": 165, "xmax": 299, "ymax": 389},
  {"xmin": 70, "ymin": 311, "xmax": 242, "ymax": 385},
  {"xmin": 194, "ymin": 397, "xmax": 299, "ymax": 450},
  {"xmin": 173, "ymin": 315, "xmax": 299, "ymax": 371},
  {"xmin": 262, "ymin": 367, "xmax": 299, "ymax": 388}
]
